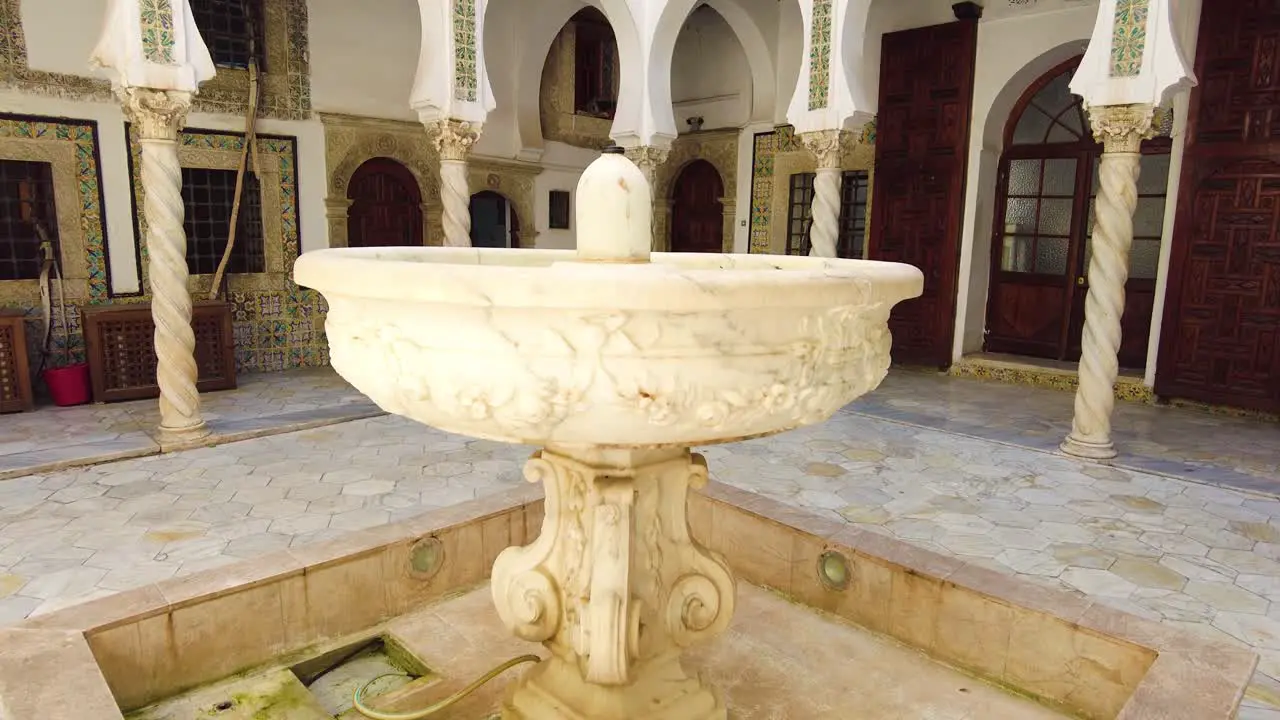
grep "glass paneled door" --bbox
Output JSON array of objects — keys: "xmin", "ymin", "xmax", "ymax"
[{"xmin": 985, "ymin": 58, "xmax": 1171, "ymax": 368}]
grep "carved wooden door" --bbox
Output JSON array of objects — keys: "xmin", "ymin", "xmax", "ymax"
[
  {"xmin": 867, "ymin": 13, "xmax": 979, "ymax": 367},
  {"xmin": 1156, "ymin": 0, "xmax": 1280, "ymax": 413},
  {"xmin": 347, "ymin": 158, "xmax": 423, "ymax": 248},
  {"xmin": 670, "ymin": 160, "xmax": 725, "ymax": 253}
]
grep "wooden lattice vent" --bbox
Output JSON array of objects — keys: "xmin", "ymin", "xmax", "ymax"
[
  {"xmin": 0, "ymin": 309, "xmax": 34, "ymax": 413},
  {"xmin": 82, "ymin": 301, "xmax": 236, "ymax": 403}
]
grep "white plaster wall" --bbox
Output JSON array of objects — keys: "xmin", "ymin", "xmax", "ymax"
[
  {"xmin": 774, "ymin": 0, "xmax": 803, "ymax": 125},
  {"xmin": 951, "ymin": 4, "xmax": 1100, "ymax": 363},
  {"xmin": 308, "ymin": 0, "xmax": 421, "ymax": 123},
  {"xmin": 670, "ymin": 7, "xmax": 751, "ymax": 132},
  {"xmin": 532, "ymin": 141, "xmax": 600, "ymax": 249}
]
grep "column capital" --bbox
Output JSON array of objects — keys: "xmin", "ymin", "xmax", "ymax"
[
  {"xmin": 118, "ymin": 87, "xmax": 193, "ymax": 141},
  {"xmin": 798, "ymin": 129, "xmax": 849, "ymax": 170},
  {"xmin": 623, "ymin": 145, "xmax": 670, "ymax": 175},
  {"xmin": 427, "ymin": 118, "xmax": 482, "ymax": 161},
  {"xmin": 1088, "ymin": 103, "xmax": 1156, "ymax": 153}
]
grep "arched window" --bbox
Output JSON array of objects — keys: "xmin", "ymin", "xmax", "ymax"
[{"xmin": 985, "ymin": 57, "xmax": 1172, "ymax": 368}]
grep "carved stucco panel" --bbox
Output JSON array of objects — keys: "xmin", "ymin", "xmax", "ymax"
[
  {"xmin": 653, "ymin": 129, "xmax": 739, "ymax": 253},
  {"xmin": 321, "ymin": 113, "xmax": 441, "ymax": 248}
]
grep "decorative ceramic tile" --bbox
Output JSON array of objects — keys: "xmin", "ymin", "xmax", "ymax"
[
  {"xmin": 190, "ymin": 0, "xmax": 312, "ymax": 120},
  {"xmin": 453, "ymin": 0, "xmax": 478, "ymax": 102},
  {"xmin": 138, "ymin": 0, "xmax": 176, "ymax": 64},
  {"xmin": 124, "ymin": 127, "xmax": 324, "ymax": 374},
  {"xmin": 1110, "ymin": 0, "xmax": 1148, "ymax": 78},
  {"xmin": 807, "ymin": 0, "xmax": 832, "ymax": 110},
  {"xmin": 0, "ymin": 115, "xmax": 109, "ymax": 371}
]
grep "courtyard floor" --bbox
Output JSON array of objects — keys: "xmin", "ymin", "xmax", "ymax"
[{"xmin": 0, "ymin": 368, "xmax": 1278, "ymax": 716}]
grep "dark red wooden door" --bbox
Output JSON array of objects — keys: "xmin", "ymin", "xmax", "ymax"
[
  {"xmin": 1156, "ymin": 1, "xmax": 1280, "ymax": 413},
  {"xmin": 670, "ymin": 160, "xmax": 724, "ymax": 253},
  {"xmin": 867, "ymin": 13, "xmax": 979, "ymax": 368},
  {"xmin": 347, "ymin": 158, "xmax": 423, "ymax": 248}
]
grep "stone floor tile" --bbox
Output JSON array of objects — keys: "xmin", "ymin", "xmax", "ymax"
[{"xmin": 1060, "ymin": 568, "xmax": 1139, "ymax": 598}]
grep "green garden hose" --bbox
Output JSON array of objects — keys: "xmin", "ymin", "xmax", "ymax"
[{"xmin": 352, "ymin": 654, "xmax": 541, "ymax": 720}]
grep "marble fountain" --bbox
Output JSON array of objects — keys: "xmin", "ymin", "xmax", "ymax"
[{"xmin": 0, "ymin": 151, "xmax": 1258, "ymax": 720}]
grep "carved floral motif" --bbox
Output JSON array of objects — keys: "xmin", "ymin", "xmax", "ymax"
[
  {"xmin": 118, "ymin": 88, "xmax": 192, "ymax": 141},
  {"xmin": 491, "ymin": 448, "xmax": 733, "ymax": 718}
]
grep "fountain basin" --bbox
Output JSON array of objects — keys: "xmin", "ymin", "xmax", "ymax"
[
  {"xmin": 294, "ymin": 247, "xmax": 922, "ymax": 448},
  {"xmin": 0, "ymin": 485, "xmax": 1256, "ymax": 720}
]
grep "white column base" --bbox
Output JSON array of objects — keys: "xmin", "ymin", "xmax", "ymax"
[{"xmin": 1060, "ymin": 433, "xmax": 1117, "ymax": 460}]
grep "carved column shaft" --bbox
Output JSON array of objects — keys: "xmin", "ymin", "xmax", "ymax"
[
  {"xmin": 799, "ymin": 130, "xmax": 847, "ymax": 259},
  {"xmin": 492, "ymin": 447, "xmax": 733, "ymax": 720},
  {"xmin": 120, "ymin": 88, "xmax": 208, "ymax": 441},
  {"xmin": 1062, "ymin": 105, "xmax": 1153, "ymax": 460},
  {"xmin": 624, "ymin": 146, "xmax": 670, "ymax": 251},
  {"xmin": 428, "ymin": 119, "xmax": 481, "ymax": 248}
]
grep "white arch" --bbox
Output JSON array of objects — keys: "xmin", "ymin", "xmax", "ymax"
[
  {"xmin": 648, "ymin": 0, "xmax": 777, "ymax": 141},
  {"xmin": 485, "ymin": 0, "xmax": 645, "ymax": 150},
  {"xmin": 955, "ymin": 39, "xmax": 1093, "ymax": 362}
]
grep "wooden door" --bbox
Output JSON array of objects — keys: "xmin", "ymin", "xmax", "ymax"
[
  {"xmin": 867, "ymin": 10, "xmax": 979, "ymax": 367},
  {"xmin": 346, "ymin": 158, "xmax": 423, "ymax": 248},
  {"xmin": 670, "ymin": 160, "xmax": 725, "ymax": 253},
  {"xmin": 1156, "ymin": 0, "xmax": 1280, "ymax": 413},
  {"xmin": 985, "ymin": 58, "xmax": 1169, "ymax": 369},
  {"xmin": 469, "ymin": 191, "xmax": 521, "ymax": 248}
]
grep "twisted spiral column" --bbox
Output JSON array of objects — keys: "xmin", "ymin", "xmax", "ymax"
[
  {"xmin": 809, "ymin": 168, "xmax": 842, "ymax": 258},
  {"xmin": 120, "ymin": 89, "xmax": 208, "ymax": 442},
  {"xmin": 799, "ymin": 130, "xmax": 848, "ymax": 258},
  {"xmin": 1062, "ymin": 104, "xmax": 1154, "ymax": 460},
  {"xmin": 427, "ymin": 119, "xmax": 481, "ymax": 247}
]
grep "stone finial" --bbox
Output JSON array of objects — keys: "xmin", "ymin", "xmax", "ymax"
[{"xmin": 574, "ymin": 148, "xmax": 652, "ymax": 263}]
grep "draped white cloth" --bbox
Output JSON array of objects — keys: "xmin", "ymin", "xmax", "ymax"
[{"xmin": 89, "ymin": 0, "xmax": 215, "ymax": 91}]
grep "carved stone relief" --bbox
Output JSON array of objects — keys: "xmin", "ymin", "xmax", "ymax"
[
  {"xmin": 652, "ymin": 129, "xmax": 739, "ymax": 253},
  {"xmin": 321, "ymin": 113, "xmax": 441, "ymax": 248},
  {"xmin": 767, "ymin": 132, "xmax": 875, "ymax": 255}
]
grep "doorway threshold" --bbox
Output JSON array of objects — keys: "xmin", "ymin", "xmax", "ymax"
[{"xmin": 948, "ymin": 352, "xmax": 1153, "ymax": 403}]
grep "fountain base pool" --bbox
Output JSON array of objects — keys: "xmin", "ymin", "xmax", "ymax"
[{"xmin": 0, "ymin": 483, "xmax": 1256, "ymax": 720}]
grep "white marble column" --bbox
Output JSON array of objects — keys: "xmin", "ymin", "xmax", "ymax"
[
  {"xmin": 624, "ymin": 146, "xmax": 671, "ymax": 250},
  {"xmin": 1061, "ymin": 104, "xmax": 1154, "ymax": 460},
  {"xmin": 799, "ymin": 130, "xmax": 846, "ymax": 258},
  {"xmin": 120, "ymin": 88, "xmax": 208, "ymax": 442},
  {"xmin": 427, "ymin": 119, "xmax": 481, "ymax": 248}
]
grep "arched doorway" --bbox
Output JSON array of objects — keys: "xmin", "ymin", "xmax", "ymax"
[
  {"xmin": 469, "ymin": 191, "xmax": 521, "ymax": 248},
  {"xmin": 984, "ymin": 57, "xmax": 1171, "ymax": 368},
  {"xmin": 670, "ymin": 160, "xmax": 724, "ymax": 253},
  {"xmin": 346, "ymin": 158, "xmax": 423, "ymax": 248}
]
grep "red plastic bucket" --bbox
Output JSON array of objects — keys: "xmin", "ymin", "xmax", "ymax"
[{"xmin": 43, "ymin": 362, "xmax": 91, "ymax": 407}]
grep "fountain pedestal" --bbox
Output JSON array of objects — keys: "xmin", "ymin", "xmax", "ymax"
[{"xmin": 493, "ymin": 448, "xmax": 732, "ymax": 720}]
